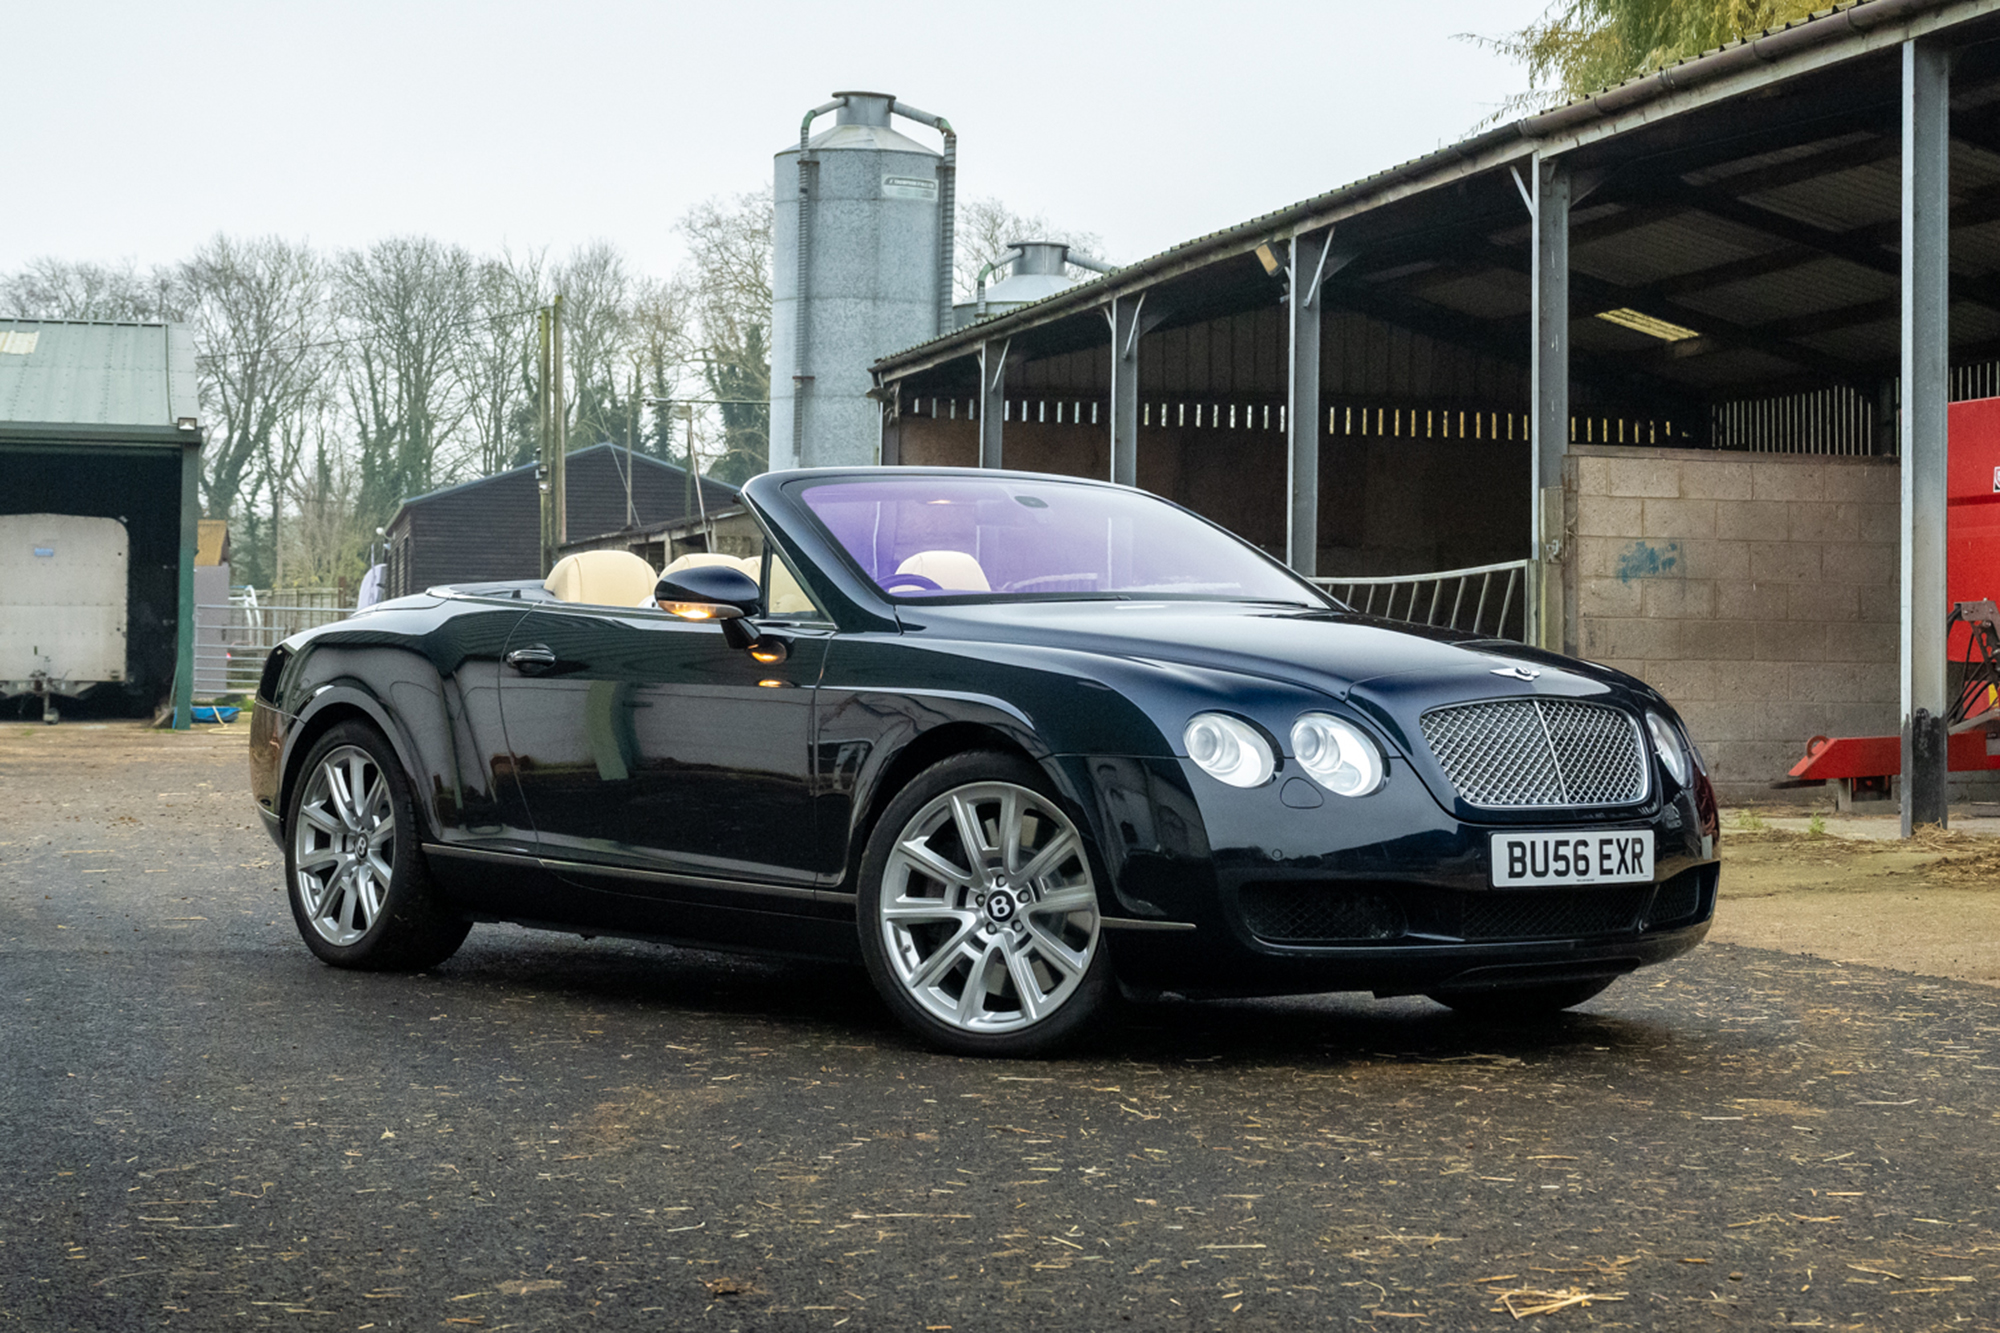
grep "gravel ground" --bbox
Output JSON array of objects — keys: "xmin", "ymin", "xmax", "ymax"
[{"xmin": 3, "ymin": 721, "xmax": 1997, "ymax": 1331}]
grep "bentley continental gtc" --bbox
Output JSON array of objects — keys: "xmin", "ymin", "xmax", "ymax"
[{"xmin": 249, "ymin": 467, "xmax": 1719, "ymax": 1056}]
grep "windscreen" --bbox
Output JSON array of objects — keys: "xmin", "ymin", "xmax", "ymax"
[{"xmin": 797, "ymin": 476, "xmax": 1324, "ymax": 605}]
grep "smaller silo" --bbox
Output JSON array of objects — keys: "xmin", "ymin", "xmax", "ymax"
[
  {"xmin": 955, "ymin": 241, "xmax": 1114, "ymax": 328},
  {"xmin": 771, "ymin": 92, "xmax": 955, "ymax": 472}
]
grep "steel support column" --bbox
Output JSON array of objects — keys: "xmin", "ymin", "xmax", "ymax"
[
  {"xmin": 171, "ymin": 439, "xmax": 200, "ymax": 730},
  {"xmin": 978, "ymin": 337, "xmax": 1009, "ymax": 469},
  {"xmin": 1529, "ymin": 154, "xmax": 1571, "ymax": 653},
  {"xmin": 1901, "ymin": 37, "xmax": 1952, "ymax": 834},
  {"xmin": 1108, "ymin": 295, "xmax": 1146, "ymax": 486},
  {"xmin": 1286, "ymin": 230, "xmax": 1327, "ymax": 574}
]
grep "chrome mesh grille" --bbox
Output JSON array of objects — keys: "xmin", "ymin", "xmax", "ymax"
[{"xmin": 1420, "ymin": 698, "xmax": 1647, "ymax": 808}]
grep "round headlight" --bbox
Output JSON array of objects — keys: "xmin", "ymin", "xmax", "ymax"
[
  {"xmin": 1646, "ymin": 711, "xmax": 1690, "ymax": 787},
  {"xmin": 1290, "ymin": 713, "xmax": 1385, "ymax": 797},
  {"xmin": 1183, "ymin": 713, "xmax": 1275, "ymax": 788}
]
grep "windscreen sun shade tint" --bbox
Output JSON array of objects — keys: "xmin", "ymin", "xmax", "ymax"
[{"xmin": 797, "ymin": 477, "xmax": 1320, "ymax": 605}]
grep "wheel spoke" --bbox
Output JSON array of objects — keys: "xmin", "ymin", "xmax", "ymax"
[
  {"xmin": 949, "ymin": 794, "xmax": 991, "ymax": 868},
  {"xmin": 1025, "ymin": 919, "xmax": 1091, "ymax": 976},
  {"xmin": 324, "ymin": 765, "xmax": 357, "ymax": 831},
  {"xmin": 343, "ymin": 754, "xmax": 371, "ymax": 827},
  {"xmin": 1015, "ymin": 830, "xmax": 1079, "ymax": 888},
  {"xmin": 296, "ymin": 847, "xmax": 341, "ymax": 873},
  {"xmin": 883, "ymin": 898, "xmax": 974, "ymax": 926},
  {"xmin": 955, "ymin": 941, "xmax": 1004, "ymax": 1024},
  {"xmin": 908, "ymin": 922, "xmax": 982, "ymax": 992},
  {"xmin": 996, "ymin": 788, "xmax": 1024, "ymax": 875},
  {"xmin": 360, "ymin": 770, "xmax": 390, "ymax": 824},
  {"xmin": 894, "ymin": 838, "xmax": 974, "ymax": 891},
  {"xmin": 1003, "ymin": 945, "xmax": 1046, "ymax": 1024},
  {"xmin": 1029, "ymin": 884, "xmax": 1095, "ymax": 918}
]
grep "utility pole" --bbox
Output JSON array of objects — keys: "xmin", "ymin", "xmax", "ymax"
[
  {"xmin": 551, "ymin": 293, "xmax": 568, "ymax": 559},
  {"xmin": 686, "ymin": 404, "xmax": 712, "ymax": 552},
  {"xmin": 537, "ymin": 305, "xmax": 554, "ymax": 575}
]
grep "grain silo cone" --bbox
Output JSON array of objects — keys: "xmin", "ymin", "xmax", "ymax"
[{"xmin": 772, "ymin": 91, "xmax": 954, "ymax": 470}]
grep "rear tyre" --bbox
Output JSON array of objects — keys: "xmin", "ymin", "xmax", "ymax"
[
  {"xmin": 1426, "ymin": 977, "xmax": 1614, "ymax": 1021},
  {"xmin": 857, "ymin": 750, "xmax": 1112, "ymax": 1057},
  {"xmin": 285, "ymin": 720, "xmax": 471, "ymax": 971}
]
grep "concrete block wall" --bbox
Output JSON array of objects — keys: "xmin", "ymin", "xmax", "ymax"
[{"xmin": 1569, "ymin": 445, "xmax": 1901, "ymax": 801}]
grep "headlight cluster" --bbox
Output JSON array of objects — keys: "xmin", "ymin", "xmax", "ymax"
[
  {"xmin": 1182, "ymin": 714, "xmax": 1274, "ymax": 788},
  {"xmin": 1290, "ymin": 713, "xmax": 1385, "ymax": 797},
  {"xmin": 1645, "ymin": 711, "xmax": 1691, "ymax": 787},
  {"xmin": 1183, "ymin": 711, "xmax": 1386, "ymax": 797}
]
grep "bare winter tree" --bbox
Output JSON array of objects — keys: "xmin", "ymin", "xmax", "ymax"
[
  {"xmin": 338, "ymin": 237, "xmax": 478, "ymax": 528},
  {"xmin": 629, "ymin": 274, "xmax": 700, "ymax": 461},
  {"xmin": 180, "ymin": 235, "xmax": 329, "ymax": 541},
  {"xmin": 678, "ymin": 192, "xmax": 772, "ymax": 482},
  {"xmin": 952, "ymin": 196, "xmax": 1108, "ymax": 303},
  {"xmin": 0, "ymin": 256, "xmax": 185, "ymax": 321},
  {"xmin": 553, "ymin": 241, "xmax": 636, "ymax": 453},
  {"xmin": 457, "ymin": 248, "xmax": 546, "ymax": 475}
]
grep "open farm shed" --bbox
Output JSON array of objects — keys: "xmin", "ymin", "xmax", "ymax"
[
  {"xmin": 0, "ymin": 319, "xmax": 202, "ymax": 726},
  {"xmin": 871, "ymin": 0, "xmax": 2000, "ymax": 813}
]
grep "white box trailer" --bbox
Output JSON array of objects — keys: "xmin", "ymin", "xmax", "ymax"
[{"xmin": 0, "ymin": 513, "xmax": 128, "ymax": 722}]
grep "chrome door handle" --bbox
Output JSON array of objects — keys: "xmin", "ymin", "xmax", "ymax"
[{"xmin": 504, "ymin": 644, "xmax": 558, "ymax": 673}]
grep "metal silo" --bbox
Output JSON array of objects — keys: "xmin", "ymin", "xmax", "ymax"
[{"xmin": 771, "ymin": 91, "xmax": 955, "ymax": 471}]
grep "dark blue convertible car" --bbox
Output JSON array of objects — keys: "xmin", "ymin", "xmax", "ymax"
[{"xmin": 250, "ymin": 467, "xmax": 1718, "ymax": 1055}]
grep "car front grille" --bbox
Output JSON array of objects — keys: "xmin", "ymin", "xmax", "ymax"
[
  {"xmin": 1236, "ymin": 867, "xmax": 1713, "ymax": 946},
  {"xmin": 1461, "ymin": 886, "xmax": 1650, "ymax": 940},
  {"xmin": 1238, "ymin": 883, "xmax": 1408, "ymax": 943},
  {"xmin": 1419, "ymin": 698, "xmax": 1648, "ymax": 808}
]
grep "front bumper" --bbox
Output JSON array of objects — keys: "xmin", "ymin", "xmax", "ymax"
[{"xmin": 1058, "ymin": 753, "xmax": 1718, "ymax": 997}]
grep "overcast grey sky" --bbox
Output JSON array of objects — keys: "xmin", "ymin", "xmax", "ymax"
[{"xmin": 6, "ymin": 0, "xmax": 1551, "ymax": 278}]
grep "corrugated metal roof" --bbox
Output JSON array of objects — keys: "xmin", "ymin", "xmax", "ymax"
[
  {"xmin": 874, "ymin": 0, "xmax": 1990, "ymax": 377},
  {"xmin": 0, "ymin": 318, "xmax": 200, "ymax": 440}
]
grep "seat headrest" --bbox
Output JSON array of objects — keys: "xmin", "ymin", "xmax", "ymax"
[
  {"xmin": 662, "ymin": 552, "xmax": 759, "ymax": 579},
  {"xmin": 544, "ymin": 550, "xmax": 659, "ymax": 606},
  {"xmin": 895, "ymin": 549, "xmax": 991, "ymax": 592}
]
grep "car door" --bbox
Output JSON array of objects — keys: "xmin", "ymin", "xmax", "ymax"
[{"xmin": 496, "ymin": 590, "xmax": 829, "ymax": 896}]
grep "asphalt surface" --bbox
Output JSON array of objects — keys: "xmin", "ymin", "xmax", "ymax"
[{"xmin": 2, "ymin": 721, "xmax": 1998, "ymax": 1332}]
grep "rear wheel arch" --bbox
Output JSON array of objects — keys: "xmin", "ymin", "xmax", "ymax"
[{"xmin": 280, "ymin": 692, "xmax": 430, "ymax": 843}]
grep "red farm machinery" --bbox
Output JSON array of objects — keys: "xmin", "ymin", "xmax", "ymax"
[{"xmin": 1788, "ymin": 397, "xmax": 2000, "ymax": 808}]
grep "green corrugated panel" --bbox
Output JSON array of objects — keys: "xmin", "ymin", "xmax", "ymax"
[{"xmin": 0, "ymin": 318, "xmax": 193, "ymax": 434}]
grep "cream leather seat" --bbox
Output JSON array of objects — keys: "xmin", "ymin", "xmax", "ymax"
[
  {"xmin": 543, "ymin": 550, "xmax": 659, "ymax": 606},
  {"xmin": 894, "ymin": 549, "xmax": 991, "ymax": 592}
]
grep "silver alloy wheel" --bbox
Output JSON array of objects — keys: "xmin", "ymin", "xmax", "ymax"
[
  {"xmin": 878, "ymin": 780, "xmax": 1100, "ymax": 1035},
  {"xmin": 292, "ymin": 743, "xmax": 397, "ymax": 947}
]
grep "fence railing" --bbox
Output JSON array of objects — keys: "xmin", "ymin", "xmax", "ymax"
[
  {"xmin": 194, "ymin": 598, "xmax": 353, "ymax": 697},
  {"xmin": 1312, "ymin": 558, "xmax": 1530, "ymax": 642}
]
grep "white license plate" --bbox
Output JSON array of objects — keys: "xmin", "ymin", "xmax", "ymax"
[{"xmin": 1491, "ymin": 830, "xmax": 1654, "ymax": 887}]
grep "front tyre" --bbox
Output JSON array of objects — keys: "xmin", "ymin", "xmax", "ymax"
[
  {"xmin": 285, "ymin": 720, "xmax": 471, "ymax": 971},
  {"xmin": 1426, "ymin": 977, "xmax": 1615, "ymax": 1021},
  {"xmin": 858, "ymin": 751, "xmax": 1112, "ymax": 1057}
]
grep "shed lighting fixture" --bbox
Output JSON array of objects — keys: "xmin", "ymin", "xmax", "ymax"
[
  {"xmin": 177, "ymin": 416, "xmax": 201, "ymax": 431},
  {"xmin": 1253, "ymin": 242, "xmax": 1287, "ymax": 277},
  {"xmin": 1595, "ymin": 308, "xmax": 1700, "ymax": 342}
]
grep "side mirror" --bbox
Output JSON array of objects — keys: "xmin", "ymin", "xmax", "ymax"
[
  {"xmin": 654, "ymin": 564, "xmax": 767, "ymax": 651},
  {"xmin": 654, "ymin": 565, "xmax": 762, "ymax": 621}
]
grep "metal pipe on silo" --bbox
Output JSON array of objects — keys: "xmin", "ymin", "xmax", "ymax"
[
  {"xmin": 791, "ymin": 97, "xmax": 847, "ymax": 465},
  {"xmin": 889, "ymin": 99, "xmax": 957, "ymax": 336}
]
